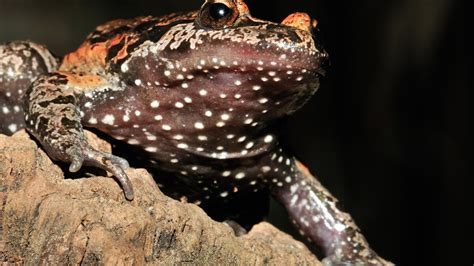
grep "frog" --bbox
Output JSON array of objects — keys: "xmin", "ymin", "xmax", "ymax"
[{"xmin": 0, "ymin": 0, "xmax": 392, "ymax": 265}]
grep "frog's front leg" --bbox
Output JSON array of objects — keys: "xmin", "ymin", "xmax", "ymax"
[
  {"xmin": 264, "ymin": 151, "xmax": 391, "ymax": 265},
  {"xmin": 23, "ymin": 72, "xmax": 134, "ymax": 200}
]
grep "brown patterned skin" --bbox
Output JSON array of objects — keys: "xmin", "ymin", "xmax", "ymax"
[
  {"xmin": 0, "ymin": 42, "xmax": 58, "ymax": 134},
  {"xmin": 0, "ymin": 1, "xmax": 392, "ymax": 265}
]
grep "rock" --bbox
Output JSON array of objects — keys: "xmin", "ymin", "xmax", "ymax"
[{"xmin": 0, "ymin": 131, "xmax": 321, "ymax": 265}]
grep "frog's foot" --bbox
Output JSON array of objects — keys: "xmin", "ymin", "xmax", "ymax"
[
  {"xmin": 67, "ymin": 145, "xmax": 134, "ymax": 200},
  {"xmin": 322, "ymin": 253, "xmax": 394, "ymax": 266},
  {"xmin": 24, "ymin": 72, "xmax": 134, "ymax": 200}
]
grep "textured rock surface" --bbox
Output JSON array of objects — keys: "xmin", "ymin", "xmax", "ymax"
[{"xmin": 0, "ymin": 131, "xmax": 321, "ymax": 265}]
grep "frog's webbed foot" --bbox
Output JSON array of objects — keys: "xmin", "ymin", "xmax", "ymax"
[
  {"xmin": 262, "ymin": 149, "xmax": 392, "ymax": 265},
  {"xmin": 67, "ymin": 144, "xmax": 133, "ymax": 200},
  {"xmin": 322, "ymin": 253, "xmax": 394, "ymax": 266},
  {"xmin": 24, "ymin": 72, "xmax": 134, "ymax": 200}
]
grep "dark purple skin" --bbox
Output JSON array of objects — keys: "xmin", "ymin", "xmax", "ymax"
[{"xmin": 0, "ymin": 1, "xmax": 391, "ymax": 265}]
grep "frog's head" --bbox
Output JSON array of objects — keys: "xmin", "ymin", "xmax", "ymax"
[{"xmin": 125, "ymin": 0, "xmax": 328, "ymax": 127}]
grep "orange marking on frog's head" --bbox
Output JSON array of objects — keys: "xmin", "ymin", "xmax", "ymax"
[
  {"xmin": 234, "ymin": 0, "xmax": 250, "ymax": 16},
  {"xmin": 281, "ymin": 12, "xmax": 313, "ymax": 33}
]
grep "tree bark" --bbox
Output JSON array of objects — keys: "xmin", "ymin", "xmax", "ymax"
[{"xmin": 0, "ymin": 131, "xmax": 320, "ymax": 265}]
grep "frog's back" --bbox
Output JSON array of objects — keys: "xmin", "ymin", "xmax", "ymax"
[{"xmin": 61, "ymin": 12, "xmax": 197, "ymax": 75}]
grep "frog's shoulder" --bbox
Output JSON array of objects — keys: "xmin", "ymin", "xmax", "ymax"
[
  {"xmin": 60, "ymin": 16, "xmax": 150, "ymax": 74},
  {"xmin": 60, "ymin": 12, "xmax": 197, "ymax": 74}
]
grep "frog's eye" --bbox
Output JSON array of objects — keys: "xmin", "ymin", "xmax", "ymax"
[
  {"xmin": 198, "ymin": 2, "xmax": 238, "ymax": 29},
  {"xmin": 210, "ymin": 3, "xmax": 231, "ymax": 20}
]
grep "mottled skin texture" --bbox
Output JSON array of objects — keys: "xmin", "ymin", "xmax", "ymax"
[
  {"xmin": 0, "ymin": 1, "xmax": 392, "ymax": 265},
  {"xmin": 0, "ymin": 42, "xmax": 58, "ymax": 133}
]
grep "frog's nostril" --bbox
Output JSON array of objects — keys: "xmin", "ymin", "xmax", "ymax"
[{"xmin": 311, "ymin": 23, "xmax": 326, "ymax": 54}]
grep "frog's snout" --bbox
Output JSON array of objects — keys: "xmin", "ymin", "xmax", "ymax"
[
  {"xmin": 281, "ymin": 12, "xmax": 312, "ymax": 32},
  {"xmin": 282, "ymin": 12, "xmax": 330, "ymax": 72}
]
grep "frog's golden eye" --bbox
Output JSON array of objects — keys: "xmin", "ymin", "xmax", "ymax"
[{"xmin": 198, "ymin": 2, "xmax": 238, "ymax": 29}]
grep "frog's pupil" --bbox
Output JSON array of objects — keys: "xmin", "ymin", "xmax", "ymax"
[{"xmin": 209, "ymin": 3, "xmax": 231, "ymax": 20}]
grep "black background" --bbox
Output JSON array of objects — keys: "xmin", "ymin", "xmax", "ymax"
[{"xmin": 1, "ymin": 1, "xmax": 471, "ymax": 265}]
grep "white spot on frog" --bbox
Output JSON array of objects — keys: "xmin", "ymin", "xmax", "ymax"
[
  {"xmin": 222, "ymin": 171, "xmax": 231, "ymax": 177},
  {"xmin": 235, "ymin": 172, "xmax": 246, "ymax": 179},
  {"xmin": 101, "ymin": 115, "xmax": 115, "ymax": 125},
  {"xmin": 173, "ymin": 135, "xmax": 184, "ymax": 140},
  {"xmin": 245, "ymin": 142, "xmax": 254, "ymax": 149},
  {"xmin": 264, "ymin": 135, "xmax": 273, "ymax": 143},
  {"xmin": 177, "ymin": 143, "xmax": 188, "ymax": 149},
  {"xmin": 258, "ymin": 98, "xmax": 268, "ymax": 104},
  {"xmin": 221, "ymin": 114, "xmax": 230, "ymax": 121},
  {"xmin": 121, "ymin": 63, "xmax": 129, "ymax": 72},
  {"xmin": 145, "ymin": 147, "xmax": 158, "ymax": 152},
  {"xmin": 8, "ymin": 123, "xmax": 17, "ymax": 132}
]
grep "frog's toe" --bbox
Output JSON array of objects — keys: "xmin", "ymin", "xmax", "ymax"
[
  {"xmin": 80, "ymin": 148, "xmax": 134, "ymax": 200},
  {"xmin": 113, "ymin": 154, "xmax": 130, "ymax": 168},
  {"xmin": 103, "ymin": 157, "xmax": 134, "ymax": 201},
  {"xmin": 67, "ymin": 147, "xmax": 85, "ymax": 173},
  {"xmin": 64, "ymin": 144, "xmax": 134, "ymax": 200}
]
